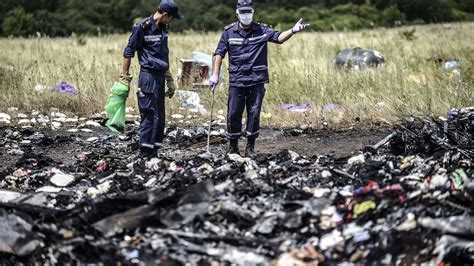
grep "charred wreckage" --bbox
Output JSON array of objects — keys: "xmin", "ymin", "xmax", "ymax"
[{"xmin": 0, "ymin": 107, "xmax": 473, "ymax": 265}]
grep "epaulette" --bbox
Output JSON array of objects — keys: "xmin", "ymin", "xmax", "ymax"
[
  {"xmin": 224, "ymin": 22, "xmax": 237, "ymax": 30},
  {"xmin": 140, "ymin": 19, "xmax": 153, "ymax": 30},
  {"xmin": 256, "ymin": 22, "xmax": 268, "ymax": 27}
]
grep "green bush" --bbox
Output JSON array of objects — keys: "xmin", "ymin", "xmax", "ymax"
[
  {"xmin": 200, "ymin": 5, "xmax": 235, "ymax": 31},
  {"xmin": 452, "ymin": 8, "xmax": 472, "ymax": 21},
  {"xmin": 2, "ymin": 7, "xmax": 35, "ymax": 36},
  {"xmin": 331, "ymin": 14, "xmax": 369, "ymax": 30},
  {"xmin": 296, "ymin": 6, "xmax": 319, "ymax": 19},
  {"xmin": 1, "ymin": 0, "xmax": 474, "ymax": 36},
  {"xmin": 382, "ymin": 5, "xmax": 406, "ymax": 26},
  {"xmin": 310, "ymin": 19, "xmax": 333, "ymax": 31},
  {"xmin": 359, "ymin": 5, "xmax": 380, "ymax": 22}
]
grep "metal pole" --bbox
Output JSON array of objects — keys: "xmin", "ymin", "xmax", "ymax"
[{"xmin": 206, "ymin": 85, "xmax": 217, "ymax": 153}]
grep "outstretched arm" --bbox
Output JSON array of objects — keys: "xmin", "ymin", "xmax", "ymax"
[
  {"xmin": 278, "ymin": 18, "xmax": 310, "ymax": 43},
  {"xmin": 277, "ymin": 29, "xmax": 294, "ymax": 43}
]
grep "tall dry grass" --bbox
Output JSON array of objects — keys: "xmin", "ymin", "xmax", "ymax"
[{"xmin": 0, "ymin": 23, "xmax": 473, "ymax": 128}]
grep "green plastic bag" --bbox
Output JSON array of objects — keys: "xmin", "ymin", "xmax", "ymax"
[{"xmin": 105, "ymin": 82, "xmax": 129, "ymax": 133}]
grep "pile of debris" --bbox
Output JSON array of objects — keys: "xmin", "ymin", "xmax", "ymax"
[
  {"xmin": 0, "ymin": 107, "xmax": 473, "ymax": 264},
  {"xmin": 334, "ymin": 47, "xmax": 385, "ymax": 70}
]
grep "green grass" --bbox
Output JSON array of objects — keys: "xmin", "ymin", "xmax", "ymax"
[{"xmin": 0, "ymin": 23, "xmax": 473, "ymax": 128}]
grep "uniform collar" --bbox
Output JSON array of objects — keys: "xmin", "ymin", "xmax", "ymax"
[
  {"xmin": 234, "ymin": 22, "xmax": 257, "ymax": 35},
  {"xmin": 150, "ymin": 15, "xmax": 168, "ymax": 32},
  {"xmin": 150, "ymin": 15, "xmax": 158, "ymax": 31},
  {"xmin": 232, "ymin": 22, "xmax": 240, "ymax": 32}
]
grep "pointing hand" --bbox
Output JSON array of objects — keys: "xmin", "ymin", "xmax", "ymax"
[{"xmin": 292, "ymin": 18, "xmax": 310, "ymax": 33}]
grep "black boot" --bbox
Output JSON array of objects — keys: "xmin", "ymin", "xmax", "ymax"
[
  {"xmin": 139, "ymin": 146, "xmax": 156, "ymax": 159},
  {"xmin": 227, "ymin": 139, "xmax": 240, "ymax": 155},
  {"xmin": 245, "ymin": 139, "xmax": 257, "ymax": 159}
]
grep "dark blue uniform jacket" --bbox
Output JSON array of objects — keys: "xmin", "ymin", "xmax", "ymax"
[
  {"xmin": 214, "ymin": 22, "xmax": 281, "ymax": 88},
  {"xmin": 124, "ymin": 16, "xmax": 169, "ymax": 75}
]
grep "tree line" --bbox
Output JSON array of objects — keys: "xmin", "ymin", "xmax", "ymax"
[{"xmin": 1, "ymin": 0, "xmax": 473, "ymax": 36}]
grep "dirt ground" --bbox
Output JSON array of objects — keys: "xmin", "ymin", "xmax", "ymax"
[
  {"xmin": 0, "ymin": 125, "xmax": 392, "ymax": 174},
  {"xmin": 257, "ymin": 128, "xmax": 391, "ymax": 157}
]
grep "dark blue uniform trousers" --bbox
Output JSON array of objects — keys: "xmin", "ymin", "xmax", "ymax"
[
  {"xmin": 137, "ymin": 70, "xmax": 166, "ymax": 150},
  {"xmin": 227, "ymin": 84, "xmax": 265, "ymax": 140}
]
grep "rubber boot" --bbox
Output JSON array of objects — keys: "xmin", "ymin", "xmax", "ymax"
[
  {"xmin": 228, "ymin": 139, "xmax": 240, "ymax": 155},
  {"xmin": 245, "ymin": 138, "xmax": 257, "ymax": 159},
  {"xmin": 140, "ymin": 146, "xmax": 156, "ymax": 159}
]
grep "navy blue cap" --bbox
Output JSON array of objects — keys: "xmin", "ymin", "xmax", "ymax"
[
  {"xmin": 160, "ymin": 0, "xmax": 184, "ymax": 20},
  {"xmin": 237, "ymin": 0, "xmax": 253, "ymax": 11}
]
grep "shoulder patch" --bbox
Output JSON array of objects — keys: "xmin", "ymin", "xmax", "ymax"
[
  {"xmin": 140, "ymin": 19, "xmax": 153, "ymax": 30},
  {"xmin": 224, "ymin": 22, "xmax": 237, "ymax": 30},
  {"xmin": 256, "ymin": 22, "xmax": 269, "ymax": 27}
]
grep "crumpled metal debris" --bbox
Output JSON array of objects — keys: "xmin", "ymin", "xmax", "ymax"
[
  {"xmin": 335, "ymin": 47, "xmax": 385, "ymax": 69},
  {"xmin": 433, "ymin": 235, "xmax": 474, "ymax": 265},
  {"xmin": 418, "ymin": 215, "xmax": 474, "ymax": 236},
  {"xmin": 0, "ymin": 209, "xmax": 42, "ymax": 256}
]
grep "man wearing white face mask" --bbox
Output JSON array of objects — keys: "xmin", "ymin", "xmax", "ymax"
[{"xmin": 209, "ymin": 0, "xmax": 309, "ymax": 158}]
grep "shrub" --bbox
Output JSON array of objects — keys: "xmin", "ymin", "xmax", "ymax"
[
  {"xmin": 381, "ymin": 5, "xmax": 406, "ymax": 26},
  {"xmin": 2, "ymin": 7, "xmax": 35, "ymax": 36}
]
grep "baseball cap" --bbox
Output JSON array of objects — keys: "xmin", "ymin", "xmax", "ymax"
[
  {"xmin": 237, "ymin": 0, "xmax": 253, "ymax": 11},
  {"xmin": 160, "ymin": 0, "xmax": 184, "ymax": 20}
]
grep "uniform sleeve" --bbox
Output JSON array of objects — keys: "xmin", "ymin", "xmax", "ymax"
[
  {"xmin": 214, "ymin": 31, "xmax": 228, "ymax": 58},
  {"xmin": 266, "ymin": 27, "xmax": 282, "ymax": 44},
  {"xmin": 123, "ymin": 24, "xmax": 144, "ymax": 58}
]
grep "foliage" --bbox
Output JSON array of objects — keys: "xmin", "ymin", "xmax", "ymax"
[
  {"xmin": 2, "ymin": 7, "xmax": 36, "ymax": 36},
  {"xmin": 381, "ymin": 5, "xmax": 406, "ymax": 26},
  {"xmin": 0, "ymin": 0, "xmax": 473, "ymax": 36}
]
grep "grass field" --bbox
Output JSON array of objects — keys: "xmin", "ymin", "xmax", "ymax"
[{"xmin": 0, "ymin": 23, "xmax": 473, "ymax": 128}]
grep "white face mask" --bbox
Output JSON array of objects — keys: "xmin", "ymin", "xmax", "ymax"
[{"xmin": 238, "ymin": 13, "xmax": 253, "ymax": 26}]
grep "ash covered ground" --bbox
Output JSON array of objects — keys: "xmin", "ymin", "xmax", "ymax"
[{"xmin": 0, "ymin": 109, "xmax": 473, "ymax": 265}]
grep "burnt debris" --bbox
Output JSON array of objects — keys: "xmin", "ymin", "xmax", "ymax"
[{"xmin": 0, "ymin": 107, "xmax": 473, "ymax": 265}]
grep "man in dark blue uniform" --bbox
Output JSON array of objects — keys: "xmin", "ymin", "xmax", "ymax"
[
  {"xmin": 209, "ymin": 0, "xmax": 309, "ymax": 158},
  {"xmin": 121, "ymin": 0, "xmax": 183, "ymax": 157}
]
